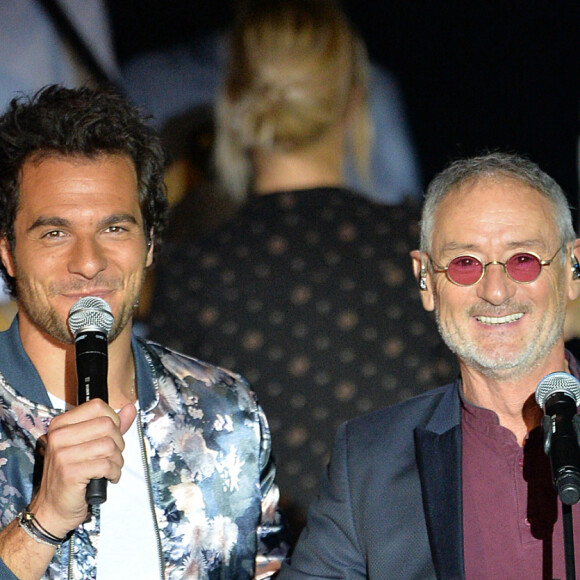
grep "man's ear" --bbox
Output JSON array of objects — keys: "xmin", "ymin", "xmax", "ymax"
[
  {"xmin": 568, "ymin": 239, "xmax": 580, "ymax": 301},
  {"xmin": 0, "ymin": 237, "xmax": 15, "ymax": 278},
  {"xmin": 410, "ymin": 250, "xmax": 435, "ymax": 312},
  {"xmin": 145, "ymin": 230, "xmax": 155, "ymax": 268}
]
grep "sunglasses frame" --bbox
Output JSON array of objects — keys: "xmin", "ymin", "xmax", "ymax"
[{"xmin": 428, "ymin": 244, "xmax": 566, "ymax": 287}]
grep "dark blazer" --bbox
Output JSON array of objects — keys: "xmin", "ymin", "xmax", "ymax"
[{"xmin": 279, "ymin": 380, "xmax": 465, "ymax": 579}]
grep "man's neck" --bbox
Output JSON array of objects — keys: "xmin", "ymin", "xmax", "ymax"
[{"xmin": 459, "ymin": 348, "xmax": 570, "ymax": 445}]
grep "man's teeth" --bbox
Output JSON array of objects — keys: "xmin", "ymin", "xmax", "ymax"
[{"xmin": 476, "ymin": 313, "xmax": 523, "ymax": 324}]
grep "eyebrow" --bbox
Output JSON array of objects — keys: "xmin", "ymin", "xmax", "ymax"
[{"xmin": 27, "ymin": 213, "xmax": 140, "ymax": 234}]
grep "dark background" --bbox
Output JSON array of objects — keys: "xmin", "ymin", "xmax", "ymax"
[{"xmin": 106, "ymin": 1, "xmax": 580, "ymax": 215}]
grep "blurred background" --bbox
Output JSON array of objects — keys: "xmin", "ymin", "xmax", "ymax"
[
  {"xmin": 1, "ymin": 1, "xmax": 578, "ymax": 212},
  {"xmin": 107, "ymin": 0, "xmax": 580, "ymax": 210}
]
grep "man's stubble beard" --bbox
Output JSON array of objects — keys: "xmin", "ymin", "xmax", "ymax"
[
  {"xmin": 433, "ymin": 292, "xmax": 567, "ymax": 382},
  {"xmin": 13, "ymin": 269, "xmax": 146, "ymax": 346}
]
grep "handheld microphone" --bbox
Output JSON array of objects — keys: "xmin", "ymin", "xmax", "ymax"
[
  {"xmin": 68, "ymin": 296, "xmax": 114, "ymax": 505},
  {"xmin": 536, "ymin": 372, "xmax": 580, "ymax": 505}
]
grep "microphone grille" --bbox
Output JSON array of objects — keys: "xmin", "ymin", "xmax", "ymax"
[
  {"xmin": 68, "ymin": 296, "xmax": 114, "ymax": 338},
  {"xmin": 535, "ymin": 371, "xmax": 580, "ymax": 407}
]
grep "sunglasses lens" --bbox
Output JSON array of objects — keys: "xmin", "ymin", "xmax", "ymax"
[
  {"xmin": 447, "ymin": 256, "xmax": 483, "ymax": 285},
  {"xmin": 506, "ymin": 253, "xmax": 542, "ymax": 282}
]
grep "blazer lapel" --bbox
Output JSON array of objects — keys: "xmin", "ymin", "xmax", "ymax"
[{"xmin": 414, "ymin": 382, "xmax": 465, "ymax": 579}]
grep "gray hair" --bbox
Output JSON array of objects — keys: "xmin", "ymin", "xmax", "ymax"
[{"xmin": 420, "ymin": 152, "xmax": 576, "ymax": 254}]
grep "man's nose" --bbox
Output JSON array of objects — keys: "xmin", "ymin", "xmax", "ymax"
[
  {"xmin": 67, "ymin": 237, "xmax": 107, "ymax": 279},
  {"xmin": 476, "ymin": 262, "xmax": 516, "ymax": 305}
]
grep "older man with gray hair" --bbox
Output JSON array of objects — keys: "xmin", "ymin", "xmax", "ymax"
[{"xmin": 281, "ymin": 152, "xmax": 580, "ymax": 579}]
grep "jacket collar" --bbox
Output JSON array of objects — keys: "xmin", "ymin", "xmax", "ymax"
[
  {"xmin": 0, "ymin": 315, "xmax": 156, "ymax": 409},
  {"xmin": 414, "ymin": 379, "xmax": 465, "ymax": 580}
]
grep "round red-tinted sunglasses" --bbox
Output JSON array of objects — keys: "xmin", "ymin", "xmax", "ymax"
[{"xmin": 429, "ymin": 245, "xmax": 565, "ymax": 286}]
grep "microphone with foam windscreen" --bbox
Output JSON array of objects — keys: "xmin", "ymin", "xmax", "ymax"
[
  {"xmin": 536, "ymin": 372, "xmax": 580, "ymax": 505},
  {"xmin": 68, "ymin": 296, "xmax": 114, "ymax": 505}
]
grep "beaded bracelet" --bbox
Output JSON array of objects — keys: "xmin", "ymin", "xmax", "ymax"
[{"xmin": 18, "ymin": 508, "xmax": 67, "ymax": 547}]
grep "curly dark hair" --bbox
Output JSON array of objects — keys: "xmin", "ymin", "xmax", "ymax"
[{"xmin": 0, "ymin": 84, "xmax": 169, "ymax": 296}]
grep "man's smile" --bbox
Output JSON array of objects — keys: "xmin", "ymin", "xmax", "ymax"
[{"xmin": 475, "ymin": 312, "xmax": 524, "ymax": 325}]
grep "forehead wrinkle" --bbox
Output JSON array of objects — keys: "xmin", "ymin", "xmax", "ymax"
[
  {"xmin": 435, "ymin": 236, "xmax": 555, "ymax": 261},
  {"xmin": 433, "ymin": 177, "xmax": 560, "ymax": 249}
]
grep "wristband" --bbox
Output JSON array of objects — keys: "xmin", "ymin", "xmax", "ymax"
[{"xmin": 18, "ymin": 508, "xmax": 67, "ymax": 547}]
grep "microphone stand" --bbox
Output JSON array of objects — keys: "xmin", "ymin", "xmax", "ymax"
[
  {"xmin": 562, "ymin": 503, "xmax": 575, "ymax": 580},
  {"xmin": 542, "ymin": 413, "xmax": 580, "ymax": 580}
]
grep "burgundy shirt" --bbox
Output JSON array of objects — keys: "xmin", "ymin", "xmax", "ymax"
[{"xmin": 462, "ymin": 388, "xmax": 580, "ymax": 579}]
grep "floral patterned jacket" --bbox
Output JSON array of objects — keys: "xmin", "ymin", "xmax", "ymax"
[{"xmin": 0, "ymin": 318, "xmax": 288, "ymax": 579}]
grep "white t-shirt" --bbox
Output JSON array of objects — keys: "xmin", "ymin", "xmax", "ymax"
[{"xmin": 48, "ymin": 395, "xmax": 160, "ymax": 578}]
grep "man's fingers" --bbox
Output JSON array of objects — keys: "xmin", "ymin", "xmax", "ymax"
[
  {"xmin": 49, "ymin": 398, "xmax": 120, "ymax": 430},
  {"xmin": 48, "ymin": 414, "xmax": 125, "ymax": 452},
  {"xmin": 50, "ymin": 436, "xmax": 124, "ymax": 478}
]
